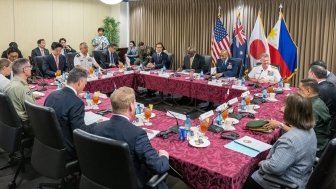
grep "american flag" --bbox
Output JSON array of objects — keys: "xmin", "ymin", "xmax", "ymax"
[{"xmin": 211, "ymin": 18, "xmax": 231, "ymax": 64}]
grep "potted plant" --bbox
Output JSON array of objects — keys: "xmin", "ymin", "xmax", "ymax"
[{"xmin": 102, "ymin": 16, "xmax": 120, "ymax": 45}]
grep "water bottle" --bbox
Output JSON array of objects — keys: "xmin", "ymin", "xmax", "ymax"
[
  {"xmin": 61, "ymin": 73, "xmax": 66, "ymax": 82},
  {"xmin": 241, "ymin": 76, "xmax": 246, "ymax": 86},
  {"xmin": 241, "ymin": 97, "xmax": 247, "ymax": 111},
  {"xmin": 162, "ymin": 65, "xmax": 166, "ymax": 73},
  {"xmin": 85, "ymin": 92, "xmax": 92, "ymax": 106},
  {"xmin": 216, "ymin": 111, "xmax": 222, "ymax": 125},
  {"xmin": 57, "ymin": 80, "xmax": 62, "ymax": 89},
  {"xmin": 135, "ymin": 104, "xmax": 142, "ymax": 115},
  {"xmin": 184, "ymin": 114, "xmax": 192, "ymax": 140},
  {"xmin": 262, "ymin": 89, "xmax": 268, "ymax": 100},
  {"xmin": 200, "ymin": 69, "xmax": 204, "ymax": 80},
  {"xmin": 278, "ymin": 79, "xmax": 284, "ymax": 89}
]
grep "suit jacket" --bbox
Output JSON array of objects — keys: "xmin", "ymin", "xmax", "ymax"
[
  {"xmin": 327, "ymin": 72, "xmax": 336, "ymax": 87},
  {"xmin": 44, "ymin": 87, "xmax": 95, "ymax": 160},
  {"xmin": 216, "ymin": 58, "xmax": 238, "ymax": 77},
  {"xmin": 148, "ymin": 52, "xmax": 169, "ymax": 69},
  {"xmin": 31, "ymin": 47, "xmax": 49, "ymax": 60},
  {"xmin": 92, "ymin": 115, "xmax": 169, "ymax": 188},
  {"xmin": 42, "ymin": 54, "xmax": 67, "ymax": 77},
  {"xmin": 99, "ymin": 50, "xmax": 119, "ymax": 68},
  {"xmin": 318, "ymin": 80, "xmax": 336, "ymax": 136},
  {"xmin": 182, "ymin": 54, "xmax": 206, "ymax": 73}
]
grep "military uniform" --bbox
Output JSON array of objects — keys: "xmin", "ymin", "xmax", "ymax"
[
  {"xmin": 248, "ymin": 65, "xmax": 281, "ymax": 82},
  {"xmin": 74, "ymin": 52, "xmax": 99, "ymax": 70},
  {"xmin": 4, "ymin": 76, "xmax": 35, "ymax": 122},
  {"xmin": 135, "ymin": 46, "xmax": 155, "ymax": 65}
]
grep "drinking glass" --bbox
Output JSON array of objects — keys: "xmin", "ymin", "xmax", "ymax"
[
  {"xmin": 221, "ymin": 109, "xmax": 229, "ymax": 120},
  {"xmin": 92, "ymin": 92, "xmax": 100, "ymax": 105},
  {"xmin": 199, "ymin": 119, "xmax": 209, "ymax": 138},
  {"xmin": 89, "ymin": 67, "xmax": 94, "ymax": 76},
  {"xmin": 245, "ymin": 95, "xmax": 251, "ymax": 105},
  {"xmin": 144, "ymin": 107, "xmax": 152, "ymax": 123},
  {"xmin": 149, "ymin": 104, "xmax": 153, "ymax": 111}
]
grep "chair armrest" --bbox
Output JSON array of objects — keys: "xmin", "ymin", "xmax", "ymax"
[
  {"xmin": 146, "ymin": 172, "xmax": 168, "ymax": 188},
  {"xmin": 263, "ymin": 174, "xmax": 299, "ymax": 189},
  {"xmin": 65, "ymin": 160, "xmax": 79, "ymax": 174}
]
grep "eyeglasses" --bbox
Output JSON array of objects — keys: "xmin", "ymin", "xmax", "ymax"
[{"xmin": 22, "ymin": 65, "xmax": 32, "ymax": 71}]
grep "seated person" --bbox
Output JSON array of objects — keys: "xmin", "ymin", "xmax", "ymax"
[
  {"xmin": 144, "ymin": 42, "xmax": 169, "ymax": 70},
  {"xmin": 59, "ymin": 38, "xmax": 76, "ymax": 55},
  {"xmin": 31, "ymin": 39, "xmax": 50, "ymax": 60},
  {"xmin": 5, "ymin": 58, "xmax": 37, "ymax": 136},
  {"xmin": 243, "ymin": 94, "xmax": 316, "ymax": 189},
  {"xmin": 126, "ymin": 40, "xmax": 138, "ymax": 65},
  {"xmin": 177, "ymin": 47, "xmax": 206, "ymax": 73},
  {"xmin": 100, "ymin": 44, "xmax": 121, "ymax": 68},
  {"xmin": 92, "ymin": 27, "xmax": 109, "ymax": 50},
  {"xmin": 1, "ymin": 42, "xmax": 23, "ymax": 58},
  {"xmin": 74, "ymin": 42, "xmax": 102, "ymax": 71},
  {"xmin": 248, "ymin": 53, "xmax": 281, "ymax": 84},
  {"xmin": 43, "ymin": 42, "xmax": 67, "ymax": 77},
  {"xmin": 0, "ymin": 58, "xmax": 12, "ymax": 92},
  {"xmin": 134, "ymin": 42, "xmax": 154, "ymax": 66},
  {"xmin": 215, "ymin": 49, "xmax": 238, "ymax": 78},
  {"xmin": 308, "ymin": 65, "xmax": 336, "ymax": 138},
  {"xmin": 92, "ymin": 87, "xmax": 169, "ymax": 189},
  {"xmin": 310, "ymin": 60, "xmax": 336, "ymax": 87},
  {"xmin": 44, "ymin": 68, "xmax": 97, "ymax": 160},
  {"xmin": 6, "ymin": 47, "xmax": 20, "ymax": 80}
]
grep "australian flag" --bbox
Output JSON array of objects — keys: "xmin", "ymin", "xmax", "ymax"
[{"xmin": 231, "ymin": 13, "xmax": 248, "ymax": 72}]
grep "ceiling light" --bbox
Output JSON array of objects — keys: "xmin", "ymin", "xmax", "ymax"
[{"xmin": 100, "ymin": 0, "xmax": 123, "ymax": 5}]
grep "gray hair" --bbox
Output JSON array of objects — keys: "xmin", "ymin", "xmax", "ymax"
[
  {"xmin": 12, "ymin": 58, "xmax": 29, "ymax": 75},
  {"xmin": 67, "ymin": 67, "xmax": 88, "ymax": 84},
  {"xmin": 260, "ymin": 53, "xmax": 270, "ymax": 59}
]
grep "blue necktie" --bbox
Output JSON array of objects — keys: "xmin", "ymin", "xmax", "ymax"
[{"xmin": 109, "ymin": 53, "xmax": 113, "ymax": 63}]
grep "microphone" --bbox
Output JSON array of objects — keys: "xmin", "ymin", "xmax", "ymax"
[
  {"xmin": 254, "ymin": 69, "xmax": 264, "ymax": 88},
  {"xmin": 163, "ymin": 107, "xmax": 180, "ymax": 129}
]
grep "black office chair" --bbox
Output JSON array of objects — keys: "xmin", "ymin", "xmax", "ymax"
[
  {"xmin": 73, "ymin": 129, "xmax": 168, "ymax": 189},
  {"xmin": 203, "ymin": 55, "xmax": 211, "ymax": 74},
  {"xmin": 92, "ymin": 50, "xmax": 104, "ymax": 64},
  {"xmin": 263, "ymin": 138, "xmax": 336, "ymax": 189},
  {"xmin": 33, "ymin": 56, "xmax": 46, "ymax": 77},
  {"xmin": 166, "ymin": 53, "xmax": 174, "ymax": 69},
  {"xmin": 0, "ymin": 92, "xmax": 32, "ymax": 189},
  {"xmin": 24, "ymin": 101, "xmax": 79, "ymax": 189},
  {"xmin": 65, "ymin": 52, "xmax": 78, "ymax": 71}
]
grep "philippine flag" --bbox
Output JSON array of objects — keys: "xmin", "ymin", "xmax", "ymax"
[
  {"xmin": 248, "ymin": 13, "xmax": 269, "ymax": 68},
  {"xmin": 267, "ymin": 13, "xmax": 297, "ymax": 78}
]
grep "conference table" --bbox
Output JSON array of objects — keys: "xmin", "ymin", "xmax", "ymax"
[{"xmin": 34, "ymin": 70, "xmax": 293, "ymax": 189}]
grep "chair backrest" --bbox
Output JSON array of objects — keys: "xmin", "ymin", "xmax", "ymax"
[
  {"xmin": 166, "ymin": 53, "xmax": 174, "ymax": 69},
  {"xmin": 306, "ymin": 138, "xmax": 336, "ymax": 189},
  {"xmin": 231, "ymin": 57, "xmax": 243, "ymax": 78},
  {"xmin": 33, "ymin": 56, "xmax": 46, "ymax": 77},
  {"xmin": 73, "ymin": 129, "xmax": 138, "ymax": 189},
  {"xmin": 0, "ymin": 92, "xmax": 23, "ymax": 153},
  {"xmin": 92, "ymin": 50, "xmax": 104, "ymax": 64},
  {"xmin": 203, "ymin": 55, "xmax": 211, "ymax": 73},
  {"xmin": 65, "ymin": 52, "xmax": 77, "ymax": 71},
  {"xmin": 24, "ymin": 100, "xmax": 68, "ymax": 179}
]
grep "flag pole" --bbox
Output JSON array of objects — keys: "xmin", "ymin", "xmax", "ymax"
[{"xmin": 279, "ymin": 3, "xmax": 283, "ymax": 17}]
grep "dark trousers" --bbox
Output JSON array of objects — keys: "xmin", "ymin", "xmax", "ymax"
[{"xmin": 243, "ymin": 176, "xmax": 264, "ymax": 189}]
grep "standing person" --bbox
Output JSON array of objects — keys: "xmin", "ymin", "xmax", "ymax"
[
  {"xmin": 243, "ymin": 94, "xmax": 316, "ymax": 189},
  {"xmin": 43, "ymin": 42, "xmax": 67, "ymax": 77},
  {"xmin": 125, "ymin": 41, "xmax": 138, "ymax": 65},
  {"xmin": 31, "ymin": 39, "xmax": 50, "ymax": 60},
  {"xmin": 0, "ymin": 58, "xmax": 12, "ymax": 92},
  {"xmin": 59, "ymin": 38, "xmax": 76, "ymax": 56},
  {"xmin": 92, "ymin": 27, "xmax": 109, "ymax": 50}
]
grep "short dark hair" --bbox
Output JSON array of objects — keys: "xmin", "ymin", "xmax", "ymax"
[
  {"xmin": 129, "ymin": 41, "xmax": 136, "ymax": 46},
  {"xmin": 59, "ymin": 38, "xmax": 66, "ymax": 43},
  {"xmin": 310, "ymin": 60, "xmax": 327, "ymax": 69},
  {"xmin": 37, "ymin": 39, "xmax": 45, "ymax": 44},
  {"xmin": 9, "ymin": 42, "xmax": 18, "ymax": 48},
  {"xmin": 12, "ymin": 58, "xmax": 30, "ymax": 75},
  {"xmin": 284, "ymin": 93, "xmax": 315, "ymax": 130},
  {"xmin": 7, "ymin": 47, "xmax": 19, "ymax": 55},
  {"xmin": 138, "ymin": 42, "xmax": 144, "ymax": 46},
  {"xmin": 98, "ymin": 27, "xmax": 104, "ymax": 32},
  {"xmin": 51, "ymin": 42, "xmax": 63, "ymax": 50},
  {"xmin": 107, "ymin": 44, "xmax": 118, "ymax": 48},
  {"xmin": 155, "ymin": 42, "xmax": 163, "ymax": 47},
  {"xmin": 300, "ymin": 78, "xmax": 319, "ymax": 94},
  {"xmin": 67, "ymin": 67, "xmax": 88, "ymax": 84},
  {"xmin": 309, "ymin": 65, "xmax": 327, "ymax": 79}
]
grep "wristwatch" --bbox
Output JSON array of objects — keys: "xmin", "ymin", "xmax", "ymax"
[{"xmin": 278, "ymin": 123, "xmax": 284, "ymax": 129}]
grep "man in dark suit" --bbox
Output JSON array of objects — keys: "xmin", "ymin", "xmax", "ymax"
[
  {"xmin": 43, "ymin": 42, "xmax": 67, "ymax": 77},
  {"xmin": 1, "ymin": 42, "xmax": 23, "ymax": 58},
  {"xmin": 59, "ymin": 38, "xmax": 76, "ymax": 56},
  {"xmin": 31, "ymin": 39, "xmax": 49, "ymax": 60},
  {"xmin": 99, "ymin": 44, "xmax": 120, "ymax": 68},
  {"xmin": 309, "ymin": 65, "xmax": 336, "ymax": 138},
  {"xmin": 215, "ymin": 49, "xmax": 238, "ymax": 78},
  {"xmin": 310, "ymin": 60, "xmax": 336, "ymax": 87},
  {"xmin": 44, "ymin": 68, "xmax": 96, "ymax": 160},
  {"xmin": 145, "ymin": 42, "xmax": 169, "ymax": 69},
  {"xmin": 178, "ymin": 47, "xmax": 206, "ymax": 73},
  {"xmin": 92, "ymin": 87, "xmax": 169, "ymax": 189}
]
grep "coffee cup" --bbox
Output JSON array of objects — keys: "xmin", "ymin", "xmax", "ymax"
[
  {"xmin": 269, "ymin": 92, "xmax": 276, "ymax": 99},
  {"xmin": 284, "ymin": 83, "xmax": 290, "ymax": 89}
]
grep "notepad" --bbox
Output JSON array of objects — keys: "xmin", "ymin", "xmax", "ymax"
[
  {"xmin": 224, "ymin": 136, "xmax": 272, "ymax": 157},
  {"xmin": 84, "ymin": 111, "xmax": 109, "ymax": 125}
]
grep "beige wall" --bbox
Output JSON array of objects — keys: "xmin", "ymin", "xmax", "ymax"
[{"xmin": 0, "ymin": 0, "xmax": 123, "ymax": 58}]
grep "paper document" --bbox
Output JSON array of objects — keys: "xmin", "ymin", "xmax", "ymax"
[
  {"xmin": 234, "ymin": 136, "xmax": 272, "ymax": 152},
  {"xmin": 143, "ymin": 128, "xmax": 160, "ymax": 140},
  {"xmin": 84, "ymin": 111, "xmax": 109, "ymax": 125}
]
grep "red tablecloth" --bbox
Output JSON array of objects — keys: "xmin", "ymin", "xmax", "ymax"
[{"xmin": 34, "ymin": 75, "xmax": 294, "ymax": 189}]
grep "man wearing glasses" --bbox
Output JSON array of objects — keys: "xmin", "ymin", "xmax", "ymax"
[
  {"xmin": 144, "ymin": 42, "xmax": 168, "ymax": 69},
  {"xmin": 4, "ymin": 58, "xmax": 36, "ymax": 136}
]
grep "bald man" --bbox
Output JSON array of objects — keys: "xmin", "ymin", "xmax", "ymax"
[
  {"xmin": 215, "ymin": 50, "xmax": 238, "ymax": 78},
  {"xmin": 179, "ymin": 47, "xmax": 206, "ymax": 73}
]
